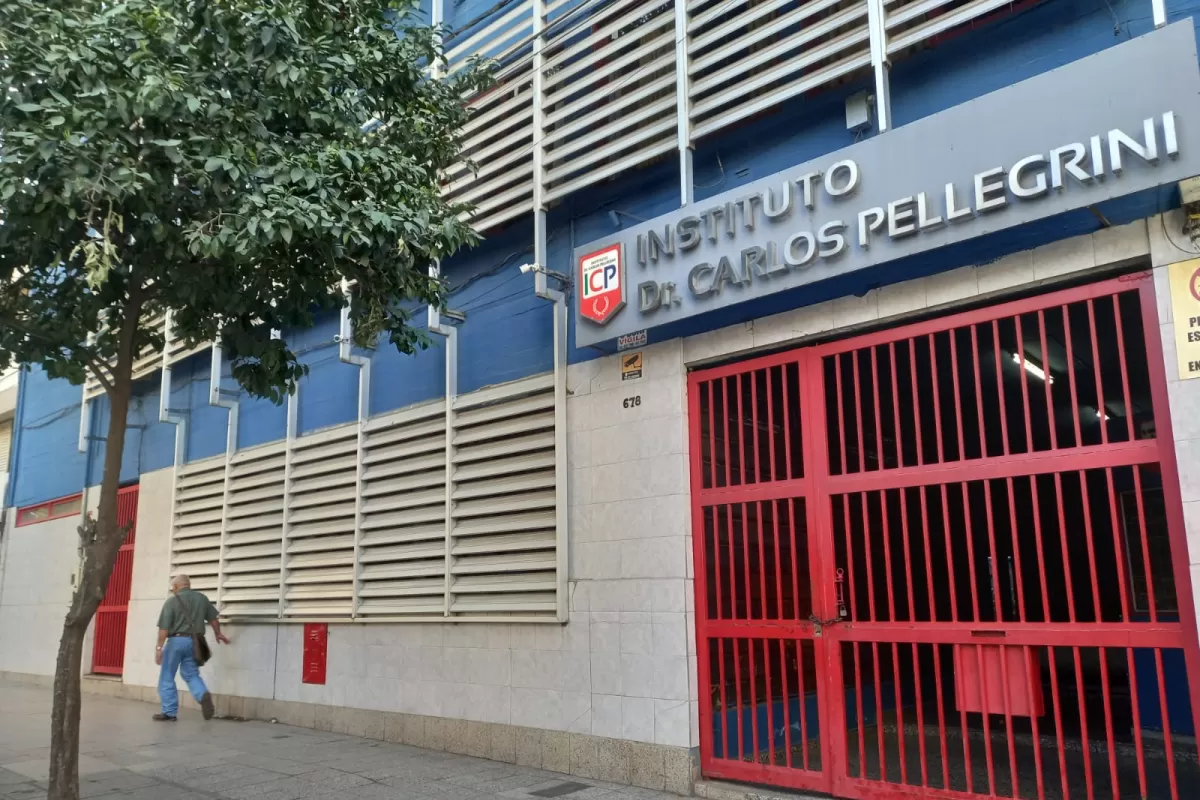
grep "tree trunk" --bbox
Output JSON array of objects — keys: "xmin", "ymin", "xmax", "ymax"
[{"xmin": 46, "ymin": 293, "xmax": 142, "ymax": 800}]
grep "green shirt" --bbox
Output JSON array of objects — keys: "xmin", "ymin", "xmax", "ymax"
[{"xmin": 157, "ymin": 589, "xmax": 218, "ymax": 636}]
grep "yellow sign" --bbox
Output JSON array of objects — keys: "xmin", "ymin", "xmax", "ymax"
[
  {"xmin": 1168, "ymin": 257, "xmax": 1200, "ymax": 380},
  {"xmin": 621, "ymin": 352, "xmax": 643, "ymax": 381}
]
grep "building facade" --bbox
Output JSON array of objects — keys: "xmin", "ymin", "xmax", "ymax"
[{"xmin": 2, "ymin": 1, "xmax": 1200, "ymax": 798}]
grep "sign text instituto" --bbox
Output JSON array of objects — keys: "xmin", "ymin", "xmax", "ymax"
[{"xmin": 573, "ymin": 22, "xmax": 1200, "ymax": 348}]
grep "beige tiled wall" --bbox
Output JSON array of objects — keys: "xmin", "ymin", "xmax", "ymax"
[
  {"xmin": 1149, "ymin": 210, "xmax": 1200, "ymax": 631},
  {"xmin": 565, "ymin": 339, "xmax": 695, "ymax": 748},
  {"xmin": 0, "ymin": 508, "xmax": 80, "ymax": 676}
]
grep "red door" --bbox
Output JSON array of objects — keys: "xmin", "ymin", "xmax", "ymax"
[
  {"xmin": 689, "ymin": 275, "xmax": 1200, "ymax": 800},
  {"xmin": 91, "ymin": 485, "xmax": 139, "ymax": 675}
]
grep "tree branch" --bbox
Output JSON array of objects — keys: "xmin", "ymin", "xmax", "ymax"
[{"xmin": 0, "ymin": 315, "xmax": 116, "ymax": 394}]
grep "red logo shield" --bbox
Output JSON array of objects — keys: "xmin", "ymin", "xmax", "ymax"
[{"xmin": 579, "ymin": 244, "xmax": 625, "ymax": 325}]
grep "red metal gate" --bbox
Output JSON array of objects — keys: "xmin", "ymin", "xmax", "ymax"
[
  {"xmin": 91, "ymin": 484, "xmax": 139, "ymax": 675},
  {"xmin": 688, "ymin": 275, "xmax": 1200, "ymax": 800}
]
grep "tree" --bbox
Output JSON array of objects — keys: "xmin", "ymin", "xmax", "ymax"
[{"xmin": 0, "ymin": 1, "xmax": 488, "ymax": 797}]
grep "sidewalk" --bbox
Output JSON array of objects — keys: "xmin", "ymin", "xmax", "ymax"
[{"xmin": 0, "ymin": 680, "xmax": 686, "ymax": 800}]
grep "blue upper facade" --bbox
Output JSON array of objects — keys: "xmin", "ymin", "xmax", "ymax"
[{"xmin": 8, "ymin": 0, "xmax": 1199, "ymax": 509}]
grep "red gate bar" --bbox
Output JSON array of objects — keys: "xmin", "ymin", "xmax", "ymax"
[
  {"xmin": 688, "ymin": 275, "xmax": 1200, "ymax": 800},
  {"xmin": 91, "ymin": 484, "xmax": 139, "ymax": 676}
]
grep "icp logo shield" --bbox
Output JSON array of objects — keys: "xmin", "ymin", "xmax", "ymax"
[{"xmin": 578, "ymin": 243, "xmax": 624, "ymax": 325}]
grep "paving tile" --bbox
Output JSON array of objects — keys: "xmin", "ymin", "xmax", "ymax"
[{"xmin": 0, "ymin": 680, "xmax": 692, "ymax": 800}]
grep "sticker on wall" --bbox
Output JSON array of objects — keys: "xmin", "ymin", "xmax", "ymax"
[
  {"xmin": 617, "ymin": 329, "xmax": 647, "ymax": 351},
  {"xmin": 1167, "ymin": 257, "xmax": 1200, "ymax": 380},
  {"xmin": 621, "ymin": 352, "xmax": 643, "ymax": 381}
]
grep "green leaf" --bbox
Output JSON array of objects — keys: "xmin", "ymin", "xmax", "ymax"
[
  {"xmin": 281, "ymin": 226, "xmax": 293, "ymax": 244},
  {"xmin": 187, "ymin": 96, "xmax": 201, "ymax": 112},
  {"xmin": 16, "ymin": 103, "xmax": 42, "ymax": 113},
  {"xmin": 204, "ymin": 157, "xmax": 224, "ymax": 172},
  {"xmin": 290, "ymin": 166, "xmax": 304, "ymax": 183},
  {"xmin": 48, "ymin": 115, "xmax": 66, "ymax": 127},
  {"xmin": 152, "ymin": 139, "xmax": 183, "ymax": 147}
]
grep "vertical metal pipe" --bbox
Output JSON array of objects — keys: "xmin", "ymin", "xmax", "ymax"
[
  {"xmin": 428, "ymin": 264, "xmax": 458, "ymax": 617},
  {"xmin": 866, "ymin": 0, "xmax": 893, "ymax": 133},
  {"xmin": 210, "ymin": 341, "xmax": 239, "ymax": 613},
  {"xmin": 675, "ymin": 0, "xmax": 693, "ymax": 205},
  {"xmin": 159, "ymin": 311, "xmax": 190, "ymax": 597},
  {"xmin": 532, "ymin": 0, "xmax": 546, "ymax": 231},
  {"xmin": 339, "ymin": 280, "xmax": 371, "ymax": 618},
  {"xmin": 277, "ymin": 384, "xmax": 297, "ymax": 619},
  {"xmin": 1153, "ymin": 0, "xmax": 1167, "ymax": 28}
]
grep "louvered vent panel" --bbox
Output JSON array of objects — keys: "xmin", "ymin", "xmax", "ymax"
[
  {"xmin": 443, "ymin": 1, "xmax": 535, "ymax": 233},
  {"xmin": 283, "ymin": 424, "xmax": 358, "ymax": 619},
  {"xmin": 221, "ymin": 442, "xmax": 285, "ymax": 618},
  {"xmin": 450, "ymin": 374, "xmax": 557, "ymax": 617},
  {"xmin": 884, "ymin": 0, "xmax": 1021, "ymax": 54},
  {"xmin": 357, "ymin": 401, "xmax": 447, "ymax": 618},
  {"xmin": 687, "ymin": 0, "xmax": 872, "ymax": 140},
  {"xmin": 165, "ymin": 316, "xmax": 210, "ymax": 366},
  {"xmin": 541, "ymin": 0, "xmax": 677, "ymax": 202},
  {"xmin": 170, "ymin": 456, "xmax": 225, "ymax": 595},
  {"xmin": 84, "ymin": 313, "xmax": 168, "ymax": 399}
]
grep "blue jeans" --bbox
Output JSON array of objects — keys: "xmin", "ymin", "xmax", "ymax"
[{"xmin": 158, "ymin": 636, "xmax": 208, "ymax": 716}]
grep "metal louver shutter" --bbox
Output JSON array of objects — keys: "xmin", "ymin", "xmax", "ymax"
[
  {"xmin": 357, "ymin": 400, "xmax": 448, "ymax": 618},
  {"xmin": 283, "ymin": 424, "xmax": 358, "ymax": 618},
  {"xmin": 85, "ymin": 313, "xmax": 168, "ymax": 399},
  {"xmin": 450, "ymin": 374, "xmax": 558, "ymax": 617},
  {"xmin": 220, "ymin": 442, "xmax": 285, "ymax": 618},
  {"xmin": 170, "ymin": 456, "xmax": 225, "ymax": 595}
]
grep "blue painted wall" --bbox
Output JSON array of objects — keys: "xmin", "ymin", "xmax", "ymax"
[
  {"xmin": 8, "ymin": 367, "xmax": 88, "ymax": 507},
  {"xmin": 10, "ymin": 0, "xmax": 1199, "ymax": 507}
]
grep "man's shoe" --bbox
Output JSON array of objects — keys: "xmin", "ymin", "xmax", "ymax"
[
  {"xmin": 152, "ymin": 713, "xmax": 176, "ymax": 722},
  {"xmin": 200, "ymin": 693, "xmax": 215, "ymax": 720}
]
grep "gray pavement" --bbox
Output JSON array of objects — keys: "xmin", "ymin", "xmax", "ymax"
[{"xmin": 0, "ymin": 680, "xmax": 683, "ymax": 800}]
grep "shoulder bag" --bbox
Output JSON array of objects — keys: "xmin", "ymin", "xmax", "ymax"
[{"xmin": 174, "ymin": 594, "xmax": 212, "ymax": 666}]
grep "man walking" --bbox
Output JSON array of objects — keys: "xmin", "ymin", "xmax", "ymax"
[{"xmin": 154, "ymin": 574, "xmax": 229, "ymax": 721}]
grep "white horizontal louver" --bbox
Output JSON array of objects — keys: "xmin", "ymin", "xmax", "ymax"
[
  {"xmin": 164, "ymin": 313, "xmax": 210, "ymax": 366},
  {"xmin": 169, "ymin": 372, "xmax": 562, "ymax": 622},
  {"xmin": 170, "ymin": 456, "xmax": 225, "ymax": 595},
  {"xmin": 541, "ymin": 0, "xmax": 678, "ymax": 202},
  {"xmin": 450, "ymin": 374, "xmax": 557, "ymax": 617},
  {"xmin": 220, "ymin": 442, "xmax": 285, "ymax": 618},
  {"xmin": 84, "ymin": 313, "xmax": 168, "ymax": 399},
  {"xmin": 884, "ymin": 0, "xmax": 1021, "ymax": 54},
  {"xmin": 357, "ymin": 400, "xmax": 448, "ymax": 618},
  {"xmin": 283, "ymin": 424, "xmax": 358, "ymax": 619},
  {"xmin": 687, "ymin": 0, "xmax": 872, "ymax": 140},
  {"xmin": 443, "ymin": 1, "xmax": 536, "ymax": 233}
]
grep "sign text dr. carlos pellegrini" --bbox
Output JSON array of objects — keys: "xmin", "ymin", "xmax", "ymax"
[{"xmin": 572, "ymin": 22, "xmax": 1200, "ymax": 348}]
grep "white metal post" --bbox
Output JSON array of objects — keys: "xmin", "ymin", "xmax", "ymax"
[
  {"xmin": 866, "ymin": 0, "xmax": 893, "ymax": 133},
  {"xmin": 528, "ymin": 0, "xmax": 569, "ymax": 620},
  {"xmin": 1153, "ymin": 0, "xmax": 1167, "ymax": 27},
  {"xmin": 427, "ymin": 264, "xmax": 459, "ymax": 617},
  {"xmin": 160, "ymin": 312, "xmax": 191, "ymax": 581},
  {"xmin": 532, "ymin": 0, "xmax": 547, "ymax": 243},
  {"xmin": 674, "ymin": 0, "xmax": 694, "ymax": 206},
  {"xmin": 209, "ymin": 342, "xmax": 239, "ymax": 612},
  {"xmin": 277, "ymin": 384, "xmax": 298, "ymax": 619},
  {"xmin": 339, "ymin": 280, "xmax": 371, "ymax": 618}
]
